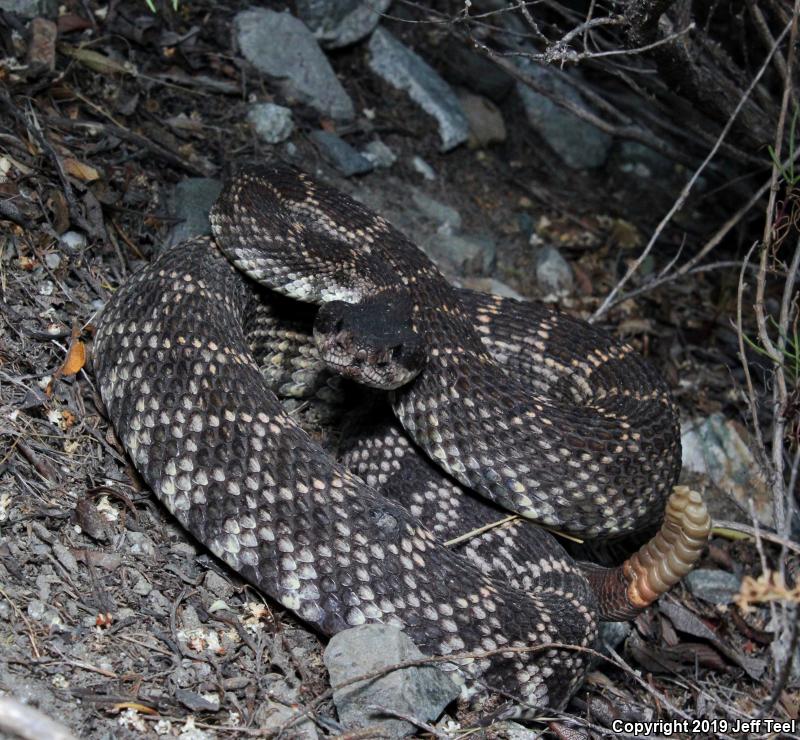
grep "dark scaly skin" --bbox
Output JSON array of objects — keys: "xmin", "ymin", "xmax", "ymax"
[
  {"xmin": 93, "ymin": 236, "xmax": 597, "ymax": 712},
  {"xmin": 210, "ymin": 164, "xmax": 681, "ymax": 537},
  {"xmin": 95, "ymin": 163, "xmax": 705, "ymax": 714}
]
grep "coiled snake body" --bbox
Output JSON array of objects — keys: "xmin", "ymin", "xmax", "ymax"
[{"xmin": 93, "ymin": 164, "xmax": 709, "ymax": 714}]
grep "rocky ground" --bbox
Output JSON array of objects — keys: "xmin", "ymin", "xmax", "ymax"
[{"xmin": 0, "ymin": 1, "xmax": 797, "ymax": 738}]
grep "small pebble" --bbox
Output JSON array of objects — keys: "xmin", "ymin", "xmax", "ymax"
[
  {"xmin": 362, "ymin": 139, "xmax": 396, "ymax": 169},
  {"xmin": 27, "ymin": 599, "xmax": 46, "ymax": 621},
  {"xmin": 411, "ymin": 156, "xmax": 436, "ymax": 180},
  {"xmin": 180, "ymin": 604, "xmax": 202, "ymax": 630},
  {"xmin": 126, "ymin": 531, "xmax": 157, "ymax": 557},
  {"xmin": 26, "ymin": 17, "xmax": 57, "ymax": 72},
  {"xmin": 410, "ymin": 188, "xmax": 461, "ymax": 231},
  {"xmin": 171, "ymin": 542, "xmax": 198, "ymax": 558},
  {"xmin": 597, "ymin": 621, "xmax": 631, "ymax": 654},
  {"xmin": 310, "ymin": 130, "xmax": 373, "ymax": 177},
  {"xmin": 534, "ymin": 244, "xmax": 574, "ymax": 297},
  {"xmin": 247, "ymin": 102, "xmax": 294, "ymax": 144},
  {"xmin": 204, "ymin": 570, "xmax": 234, "ymax": 599},
  {"xmin": 684, "ymin": 569, "xmax": 742, "ymax": 605},
  {"xmin": 58, "ymin": 231, "xmax": 86, "ymax": 250},
  {"xmin": 52, "ymin": 542, "xmax": 79, "ymax": 575},
  {"xmin": 44, "ymin": 252, "xmax": 61, "ymax": 270},
  {"xmin": 457, "ymin": 90, "xmax": 506, "ymax": 148},
  {"xmin": 132, "ymin": 573, "xmax": 152, "ymax": 597}
]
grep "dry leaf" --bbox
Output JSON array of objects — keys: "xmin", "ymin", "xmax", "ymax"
[
  {"xmin": 735, "ymin": 570, "xmax": 800, "ymax": 612},
  {"xmin": 61, "ymin": 410, "xmax": 77, "ymax": 429},
  {"xmin": 59, "ymin": 45, "xmax": 137, "ymax": 77},
  {"xmin": 63, "ymin": 158, "xmax": 100, "ymax": 182},
  {"xmin": 61, "ymin": 338, "xmax": 86, "ymax": 375}
]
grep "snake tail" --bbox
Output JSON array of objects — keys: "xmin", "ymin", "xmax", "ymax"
[{"xmin": 582, "ymin": 487, "xmax": 710, "ymax": 620}]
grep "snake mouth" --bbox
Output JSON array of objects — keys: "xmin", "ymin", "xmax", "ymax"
[
  {"xmin": 318, "ymin": 351, "xmax": 419, "ymax": 390},
  {"xmin": 313, "ymin": 329, "xmax": 423, "ymax": 390}
]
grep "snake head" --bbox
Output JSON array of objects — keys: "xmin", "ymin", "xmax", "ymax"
[{"xmin": 313, "ymin": 296, "xmax": 426, "ymax": 390}]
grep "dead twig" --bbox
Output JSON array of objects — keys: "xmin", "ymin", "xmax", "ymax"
[
  {"xmin": 591, "ymin": 17, "xmax": 794, "ymax": 323},
  {"xmin": 732, "ymin": 0, "xmax": 800, "ymax": 714},
  {"xmin": 44, "ymin": 115, "xmax": 212, "ymax": 178},
  {"xmin": 468, "ymin": 36, "xmax": 698, "ymax": 170},
  {"xmin": 0, "ymin": 91, "xmax": 93, "ymax": 235}
]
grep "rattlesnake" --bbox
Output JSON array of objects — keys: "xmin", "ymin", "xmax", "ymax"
[{"xmin": 93, "ymin": 163, "xmax": 710, "ymax": 715}]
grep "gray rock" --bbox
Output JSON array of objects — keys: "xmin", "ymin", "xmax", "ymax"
[
  {"xmin": 324, "ymin": 624, "xmax": 459, "ymax": 738},
  {"xmin": 168, "ymin": 178, "xmax": 223, "ymax": 248},
  {"xmin": 362, "ymin": 139, "xmax": 396, "ymax": 169},
  {"xmin": 517, "ymin": 212, "xmax": 534, "ymax": 239},
  {"xmin": 52, "ymin": 542, "xmax": 78, "ymax": 575},
  {"xmin": 368, "ymin": 28, "xmax": 468, "ymax": 152},
  {"xmin": 534, "ymin": 245, "xmax": 574, "ymax": 296},
  {"xmin": 0, "ymin": 0, "xmax": 56, "ymax": 18},
  {"xmin": 175, "ymin": 688, "xmax": 220, "ymax": 713},
  {"xmin": 681, "ymin": 414, "xmax": 773, "ymax": 528},
  {"xmin": 58, "ymin": 230, "xmax": 86, "ymax": 251},
  {"xmin": 171, "ymin": 541, "xmax": 199, "ymax": 558},
  {"xmin": 457, "ymin": 90, "xmax": 506, "ymax": 148},
  {"xmin": 126, "ymin": 531, "xmax": 157, "ymax": 558},
  {"xmin": 147, "ymin": 589, "xmax": 172, "ymax": 614},
  {"xmin": 422, "ymin": 232, "xmax": 495, "ymax": 277},
  {"xmin": 247, "ymin": 102, "xmax": 294, "ymax": 144},
  {"xmin": 598, "ymin": 621, "xmax": 631, "ymax": 654},
  {"xmin": 310, "ymin": 131, "xmax": 373, "ymax": 176},
  {"xmin": 411, "ymin": 156, "xmax": 435, "ymax": 180},
  {"xmin": 438, "ymin": 39, "xmax": 514, "ymax": 102},
  {"xmin": 44, "ymin": 252, "xmax": 61, "ymax": 270},
  {"xmin": 27, "ymin": 599, "xmax": 60, "ymax": 627},
  {"xmin": 494, "ymin": 722, "xmax": 539, "ymax": 739},
  {"xmin": 180, "ymin": 604, "xmax": 202, "ymax": 631},
  {"xmin": 410, "ymin": 188, "xmax": 461, "ymax": 232},
  {"xmin": 296, "ymin": 0, "xmax": 391, "ymax": 49},
  {"xmin": 516, "ymin": 62, "xmax": 612, "ymax": 169},
  {"xmin": 618, "ymin": 141, "xmax": 674, "ymax": 179},
  {"xmin": 35, "ymin": 574, "xmax": 52, "ymax": 603},
  {"xmin": 253, "ymin": 676, "xmax": 318, "ymax": 738},
  {"xmin": 684, "ymin": 569, "xmax": 742, "ymax": 605},
  {"xmin": 132, "ymin": 573, "xmax": 152, "ymax": 597},
  {"xmin": 234, "ymin": 8, "xmax": 354, "ymax": 121},
  {"xmin": 27, "ymin": 599, "xmax": 46, "ymax": 621},
  {"xmin": 204, "ymin": 570, "xmax": 233, "ymax": 599}
]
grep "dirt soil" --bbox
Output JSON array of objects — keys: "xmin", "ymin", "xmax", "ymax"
[{"xmin": 0, "ymin": 1, "xmax": 797, "ymax": 738}]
